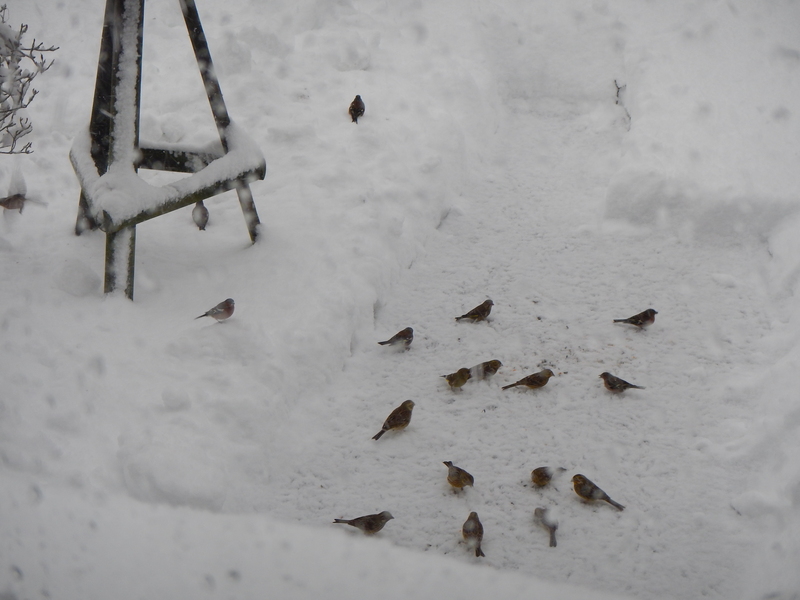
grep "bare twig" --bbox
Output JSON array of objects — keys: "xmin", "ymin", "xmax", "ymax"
[{"xmin": 0, "ymin": 4, "xmax": 58, "ymax": 154}]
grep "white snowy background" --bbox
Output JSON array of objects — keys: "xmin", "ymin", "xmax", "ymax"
[{"xmin": 2, "ymin": 0, "xmax": 800, "ymax": 598}]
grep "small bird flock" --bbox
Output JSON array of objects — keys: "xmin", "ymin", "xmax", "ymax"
[
  {"xmin": 195, "ymin": 99, "xmax": 656, "ymax": 557},
  {"xmin": 334, "ymin": 293, "xmax": 656, "ymax": 555}
]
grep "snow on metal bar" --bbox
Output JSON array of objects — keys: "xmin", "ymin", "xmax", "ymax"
[{"xmin": 69, "ymin": 121, "xmax": 266, "ymax": 233}]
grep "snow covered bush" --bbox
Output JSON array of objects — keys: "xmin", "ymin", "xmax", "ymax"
[{"xmin": 0, "ymin": 4, "xmax": 57, "ymax": 154}]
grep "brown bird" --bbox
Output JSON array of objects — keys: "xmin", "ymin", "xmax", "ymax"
[
  {"xmin": 372, "ymin": 400, "xmax": 415, "ymax": 440},
  {"xmin": 349, "ymin": 95, "xmax": 365, "ymax": 123},
  {"xmin": 443, "ymin": 461, "xmax": 474, "ymax": 490},
  {"xmin": 442, "ymin": 367, "xmax": 471, "ymax": 390},
  {"xmin": 192, "ymin": 201, "xmax": 209, "ymax": 230},
  {"xmin": 195, "ymin": 298, "xmax": 235, "ymax": 321},
  {"xmin": 600, "ymin": 372, "xmax": 644, "ymax": 393},
  {"xmin": 613, "ymin": 308, "xmax": 657, "ymax": 328},
  {"xmin": 502, "ymin": 369, "xmax": 555, "ymax": 391},
  {"xmin": 378, "ymin": 327, "xmax": 413, "ymax": 349},
  {"xmin": 0, "ymin": 193, "xmax": 26, "ymax": 213},
  {"xmin": 533, "ymin": 507, "xmax": 558, "ymax": 548},
  {"xmin": 333, "ymin": 511, "xmax": 394, "ymax": 534},
  {"xmin": 462, "ymin": 511, "xmax": 485, "ymax": 557},
  {"xmin": 572, "ymin": 474, "xmax": 625, "ymax": 511},
  {"xmin": 469, "ymin": 359, "xmax": 502, "ymax": 380},
  {"xmin": 455, "ymin": 299, "xmax": 494, "ymax": 322},
  {"xmin": 531, "ymin": 466, "xmax": 566, "ymax": 488}
]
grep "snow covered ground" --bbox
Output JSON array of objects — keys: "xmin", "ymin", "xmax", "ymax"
[{"xmin": 2, "ymin": 0, "xmax": 800, "ymax": 598}]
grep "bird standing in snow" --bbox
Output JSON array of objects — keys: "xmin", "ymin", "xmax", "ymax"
[
  {"xmin": 531, "ymin": 466, "xmax": 566, "ymax": 488},
  {"xmin": 192, "ymin": 201, "xmax": 209, "ymax": 230},
  {"xmin": 443, "ymin": 461, "xmax": 474, "ymax": 490},
  {"xmin": 502, "ymin": 369, "xmax": 554, "ymax": 391},
  {"xmin": 0, "ymin": 193, "xmax": 26, "ymax": 213},
  {"xmin": 600, "ymin": 372, "xmax": 645, "ymax": 393},
  {"xmin": 462, "ymin": 512, "xmax": 485, "ymax": 557},
  {"xmin": 195, "ymin": 298, "xmax": 235, "ymax": 322},
  {"xmin": 572, "ymin": 474, "xmax": 625, "ymax": 511},
  {"xmin": 349, "ymin": 95, "xmax": 365, "ymax": 123},
  {"xmin": 469, "ymin": 359, "xmax": 502, "ymax": 380},
  {"xmin": 455, "ymin": 299, "xmax": 494, "ymax": 322},
  {"xmin": 534, "ymin": 507, "xmax": 558, "ymax": 547},
  {"xmin": 372, "ymin": 400, "xmax": 415, "ymax": 440},
  {"xmin": 378, "ymin": 327, "xmax": 413, "ymax": 349},
  {"xmin": 613, "ymin": 308, "xmax": 657, "ymax": 328},
  {"xmin": 442, "ymin": 367, "xmax": 471, "ymax": 390},
  {"xmin": 333, "ymin": 511, "xmax": 394, "ymax": 534}
]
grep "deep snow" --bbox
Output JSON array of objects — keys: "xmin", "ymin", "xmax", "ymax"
[{"xmin": 2, "ymin": 0, "xmax": 800, "ymax": 599}]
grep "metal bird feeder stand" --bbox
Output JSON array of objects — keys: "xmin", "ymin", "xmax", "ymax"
[{"xmin": 70, "ymin": 0, "xmax": 265, "ymax": 299}]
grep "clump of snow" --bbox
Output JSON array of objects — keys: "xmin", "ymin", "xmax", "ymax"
[{"xmin": 54, "ymin": 258, "xmax": 101, "ymax": 297}]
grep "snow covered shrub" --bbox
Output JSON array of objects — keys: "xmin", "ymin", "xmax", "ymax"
[{"xmin": 0, "ymin": 4, "xmax": 57, "ymax": 154}]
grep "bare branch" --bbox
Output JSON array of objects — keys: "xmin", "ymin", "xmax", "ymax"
[{"xmin": 0, "ymin": 3, "xmax": 58, "ymax": 154}]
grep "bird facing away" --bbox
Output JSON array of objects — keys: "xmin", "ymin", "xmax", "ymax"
[
  {"xmin": 462, "ymin": 512, "xmax": 485, "ymax": 557},
  {"xmin": 372, "ymin": 400, "xmax": 415, "ymax": 440},
  {"xmin": 531, "ymin": 466, "xmax": 567, "ymax": 488},
  {"xmin": 192, "ymin": 201, "xmax": 209, "ymax": 230},
  {"xmin": 533, "ymin": 507, "xmax": 558, "ymax": 548},
  {"xmin": 443, "ymin": 461, "xmax": 474, "ymax": 490},
  {"xmin": 378, "ymin": 327, "xmax": 413, "ymax": 349},
  {"xmin": 600, "ymin": 372, "xmax": 645, "ymax": 393},
  {"xmin": 349, "ymin": 95, "xmax": 365, "ymax": 123},
  {"xmin": 572, "ymin": 474, "xmax": 625, "ymax": 511},
  {"xmin": 613, "ymin": 308, "xmax": 657, "ymax": 328},
  {"xmin": 195, "ymin": 298, "xmax": 235, "ymax": 321},
  {"xmin": 469, "ymin": 360, "xmax": 502, "ymax": 380},
  {"xmin": 442, "ymin": 367, "xmax": 471, "ymax": 390},
  {"xmin": 455, "ymin": 299, "xmax": 494, "ymax": 322},
  {"xmin": 502, "ymin": 369, "xmax": 555, "ymax": 391},
  {"xmin": 333, "ymin": 511, "xmax": 394, "ymax": 534}
]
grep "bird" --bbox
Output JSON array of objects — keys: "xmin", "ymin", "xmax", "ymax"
[
  {"xmin": 533, "ymin": 507, "xmax": 558, "ymax": 548},
  {"xmin": 442, "ymin": 367, "xmax": 471, "ymax": 390},
  {"xmin": 469, "ymin": 360, "xmax": 502, "ymax": 380},
  {"xmin": 192, "ymin": 201, "xmax": 209, "ymax": 230},
  {"xmin": 502, "ymin": 369, "xmax": 554, "ymax": 391},
  {"xmin": 378, "ymin": 327, "xmax": 413, "ymax": 349},
  {"xmin": 443, "ymin": 461, "xmax": 474, "ymax": 490},
  {"xmin": 195, "ymin": 298, "xmax": 235, "ymax": 321},
  {"xmin": 455, "ymin": 299, "xmax": 493, "ymax": 322},
  {"xmin": 372, "ymin": 400, "xmax": 415, "ymax": 440},
  {"xmin": 0, "ymin": 193, "xmax": 26, "ymax": 213},
  {"xmin": 531, "ymin": 466, "xmax": 566, "ymax": 488},
  {"xmin": 600, "ymin": 372, "xmax": 644, "ymax": 393},
  {"xmin": 333, "ymin": 511, "xmax": 394, "ymax": 534},
  {"xmin": 613, "ymin": 308, "xmax": 657, "ymax": 328},
  {"xmin": 462, "ymin": 511, "xmax": 485, "ymax": 557},
  {"xmin": 572, "ymin": 474, "xmax": 625, "ymax": 511},
  {"xmin": 349, "ymin": 95, "xmax": 365, "ymax": 123}
]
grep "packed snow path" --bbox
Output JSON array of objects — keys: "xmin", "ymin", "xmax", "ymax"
[{"xmin": 229, "ymin": 100, "xmax": 767, "ymax": 599}]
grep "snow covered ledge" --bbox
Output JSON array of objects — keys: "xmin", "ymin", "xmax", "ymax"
[{"xmin": 69, "ymin": 122, "xmax": 266, "ymax": 233}]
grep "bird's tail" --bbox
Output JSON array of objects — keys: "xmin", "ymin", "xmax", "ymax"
[
  {"xmin": 372, "ymin": 430, "xmax": 385, "ymax": 440},
  {"xmin": 333, "ymin": 519, "xmax": 349, "ymax": 524},
  {"xmin": 631, "ymin": 384, "xmax": 645, "ymax": 389},
  {"xmin": 501, "ymin": 383, "xmax": 517, "ymax": 390},
  {"xmin": 549, "ymin": 529, "xmax": 557, "ymax": 547},
  {"xmin": 612, "ymin": 318, "xmax": 628, "ymax": 323},
  {"xmin": 377, "ymin": 340, "xmax": 390, "ymax": 345},
  {"xmin": 476, "ymin": 547, "xmax": 485, "ymax": 557},
  {"xmin": 606, "ymin": 498, "xmax": 625, "ymax": 511},
  {"xmin": 194, "ymin": 314, "xmax": 207, "ymax": 320}
]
